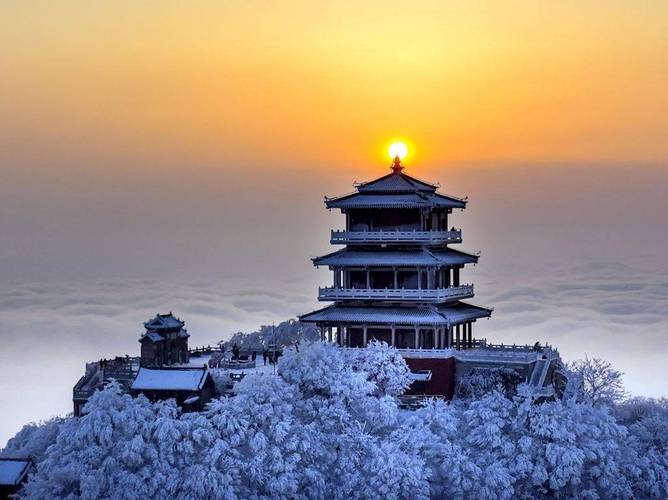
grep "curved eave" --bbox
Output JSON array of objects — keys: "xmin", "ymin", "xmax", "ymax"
[
  {"xmin": 324, "ymin": 192, "xmax": 466, "ymax": 210},
  {"xmin": 312, "ymin": 248, "xmax": 479, "ymax": 268},
  {"xmin": 300, "ymin": 301, "xmax": 493, "ymax": 326}
]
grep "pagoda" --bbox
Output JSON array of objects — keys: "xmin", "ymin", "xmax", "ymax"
[
  {"xmin": 139, "ymin": 312, "xmax": 190, "ymax": 367},
  {"xmin": 300, "ymin": 156, "xmax": 492, "ymax": 351}
]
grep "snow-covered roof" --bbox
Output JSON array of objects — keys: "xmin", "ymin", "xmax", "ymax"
[
  {"xmin": 144, "ymin": 313, "xmax": 184, "ymax": 331},
  {"xmin": 142, "ymin": 331, "xmax": 164, "ymax": 343},
  {"xmin": 301, "ymin": 305, "xmax": 446, "ymax": 325},
  {"xmin": 313, "ymin": 248, "xmax": 478, "ymax": 267},
  {"xmin": 325, "ymin": 192, "xmax": 465, "ymax": 210},
  {"xmin": 300, "ymin": 302, "xmax": 491, "ymax": 326},
  {"xmin": 0, "ymin": 458, "xmax": 31, "ymax": 486},
  {"xmin": 357, "ymin": 171, "xmax": 437, "ymax": 193},
  {"xmin": 131, "ymin": 367, "xmax": 209, "ymax": 392},
  {"xmin": 436, "ymin": 302, "xmax": 493, "ymax": 323}
]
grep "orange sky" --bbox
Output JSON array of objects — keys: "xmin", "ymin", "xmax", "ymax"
[{"xmin": 1, "ymin": 1, "xmax": 666, "ymax": 179}]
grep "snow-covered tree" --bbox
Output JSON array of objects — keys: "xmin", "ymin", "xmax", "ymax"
[
  {"xmin": 456, "ymin": 367, "xmax": 523, "ymax": 400},
  {"xmin": 1, "ymin": 417, "xmax": 66, "ymax": 462},
  {"xmin": 346, "ymin": 340, "xmax": 411, "ymax": 397},
  {"xmin": 8, "ymin": 347, "xmax": 668, "ymax": 499},
  {"xmin": 568, "ymin": 356, "xmax": 627, "ymax": 406}
]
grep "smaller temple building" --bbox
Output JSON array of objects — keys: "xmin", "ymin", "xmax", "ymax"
[
  {"xmin": 73, "ymin": 312, "xmax": 196, "ymax": 415},
  {"xmin": 139, "ymin": 313, "xmax": 190, "ymax": 367},
  {"xmin": 130, "ymin": 366, "xmax": 215, "ymax": 411}
]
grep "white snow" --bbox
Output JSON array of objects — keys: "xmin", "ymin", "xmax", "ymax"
[
  {"xmin": 131, "ymin": 367, "xmax": 207, "ymax": 391},
  {"xmin": 0, "ymin": 459, "xmax": 29, "ymax": 486}
]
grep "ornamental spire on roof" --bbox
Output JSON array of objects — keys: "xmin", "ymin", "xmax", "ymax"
[{"xmin": 391, "ymin": 156, "xmax": 404, "ymax": 174}]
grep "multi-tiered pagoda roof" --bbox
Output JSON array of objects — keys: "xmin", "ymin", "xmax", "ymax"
[
  {"xmin": 325, "ymin": 168, "xmax": 466, "ymax": 210},
  {"xmin": 301, "ymin": 157, "xmax": 492, "ymax": 350}
]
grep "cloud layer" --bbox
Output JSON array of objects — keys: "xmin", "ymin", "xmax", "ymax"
[
  {"xmin": 474, "ymin": 260, "xmax": 668, "ymax": 398},
  {"xmin": 2, "ymin": 259, "xmax": 667, "ymax": 446}
]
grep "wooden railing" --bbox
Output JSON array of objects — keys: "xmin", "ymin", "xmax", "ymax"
[
  {"xmin": 331, "ymin": 229, "xmax": 462, "ymax": 245},
  {"xmin": 318, "ymin": 284, "xmax": 473, "ymax": 302},
  {"xmin": 189, "ymin": 345, "xmax": 221, "ymax": 356}
]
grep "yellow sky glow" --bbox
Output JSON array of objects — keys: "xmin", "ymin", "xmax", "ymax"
[{"xmin": 1, "ymin": 1, "xmax": 666, "ymax": 178}]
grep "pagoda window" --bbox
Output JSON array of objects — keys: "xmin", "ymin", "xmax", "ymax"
[
  {"xmin": 419, "ymin": 269, "xmax": 429, "ymax": 289},
  {"xmin": 369, "ymin": 270, "xmax": 394, "ymax": 289},
  {"xmin": 349, "ymin": 210, "xmax": 372, "ymax": 231},
  {"xmin": 349, "ymin": 208, "xmax": 421, "ymax": 232},
  {"xmin": 420, "ymin": 328, "xmax": 435, "ymax": 349},
  {"xmin": 430, "ymin": 212, "xmax": 439, "ymax": 231},
  {"xmin": 373, "ymin": 209, "xmax": 421, "ymax": 231},
  {"xmin": 348, "ymin": 270, "xmax": 366, "ymax": 289},
  {"xmin": 395, "ymin": 328, "xmax": 416, "ymax": 349},
  {"xmin": 368, "ymin": 327, "xmax": 391, "ymax": 345},
  {"xmin": 397, "ymin": 270, "xmax": 419, "ymax": 289},
  {"xmin": 348, "ymin": 327, "xmax": 364, "ymax": 348}
]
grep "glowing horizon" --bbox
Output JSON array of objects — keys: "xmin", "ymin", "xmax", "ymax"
[{"xmin": 1, "ymin": 1, "xmax": 667, "ymax": 176}]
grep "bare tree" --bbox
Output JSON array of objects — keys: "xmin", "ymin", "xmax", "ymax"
[{"xmin": 568, "ymin": 356, "xmax": 626, "ymax": 406}]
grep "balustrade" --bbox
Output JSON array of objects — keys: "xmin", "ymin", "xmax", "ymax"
[
  {"xmin": 318, "ymin": 284, "xmax": 473, "ymax": 302},
  {"xmin": 330, "ymin": 229, "xmax": 461, "ymax": 244}
]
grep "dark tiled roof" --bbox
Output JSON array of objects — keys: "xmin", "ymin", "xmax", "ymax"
[
  {"xmin": 357, "ymin": 172, "xmax": 437, "ymax": 193},
  {"xmin": 144, "ymin": 313, "xmax": 185, "ymax": 330},
  {"xmin": 300, "ymin": 302, "xmax": 491, "ymax": 326},
  {"xmin": 325, "ymin": 169, "xmax": 465, "ymax": 210},
  {"xmin": 313, "ymin": 248, "xmax": 478, "ymax": 267},
  {"xmin": 142, "ymin": 331, "xmax": 164, "ymax": 342},
  {"xmin": 326, "ymin": 192, "xmax": 465, "ymax": 210}
]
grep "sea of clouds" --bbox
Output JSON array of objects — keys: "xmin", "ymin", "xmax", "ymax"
[{"xmin": 1, "ymin": 258, "xmax": 667, "ymax": 446}]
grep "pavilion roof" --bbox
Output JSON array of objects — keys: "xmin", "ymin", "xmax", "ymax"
[
  {"xmin": 0, "ymin": 458, "xmax": 32, "ymax": 487},
  {"xmin": 131, "ymin": 367, "xmax": 209, "ymax": 392},
  {"xmin": 325, "ymin": 168, "xmax": 466, "ymax": 210},
  {"xmin": 299, "ymin": 301, "xmax": 492, "ymax": 326},
  {"xmin": 144, "ymin": 312, "xmax": 185, "ymax": 331},
  {"xmin": 356, "ymin": 171, "xmax": 437, "ymax": 193},
  {"xmin": 141, "ymin": 331, "xmax": 165, "ymax": 343},
  {"xmin": 313, "ymin": 248, "xmax": 478, "ymax": 267},
  {"xmin": 325, "ymin": 192, "xmax": 465, "ymax": 210}
]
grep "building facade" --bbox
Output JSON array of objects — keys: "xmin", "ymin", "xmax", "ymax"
[
  {"xmin": 130, "ymin": 366, "xmax": 215, "ymax": 411},
  {"xmin": 301, "ymin": 157, "xmax": 492, "ymax": 351},
  {"xmin": 139, "ymin": 313, "xmax": 190, "ymax": 367}
]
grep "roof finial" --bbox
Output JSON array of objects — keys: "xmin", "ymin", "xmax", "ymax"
[
  {"xmin": 388, "ymin": 141, "xmax": 408, "ymax": 173},
  {"xmin": 391, "ymin": 155, "xmax": 404, "ymax": 174}
]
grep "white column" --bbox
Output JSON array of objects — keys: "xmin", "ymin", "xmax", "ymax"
[
  {"xmin": 366, "ymin": 268, "xmax": 370, "ymax": 288},
  {"xmin": 363, "ymin": 325, "xmax": 368, "ymax": 347},
  {"xmin": 414, "ymin": 326, "xmax": 419, "ymax": 349},
  {"xmin": 391, "ymin": 325, "xmax": 396, "ymax": 347},
  {"xmin": 417, "ymin": 269, "xmax": 422, "ymax": 289},
  {"xmin": 393, "ymin": 267, "xmax": 398, "ymax": 288}
]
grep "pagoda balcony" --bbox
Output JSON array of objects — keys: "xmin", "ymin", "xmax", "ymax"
[
  {"xmin": 330, "ymin": 229, "xmax": 462, "ymax": 245},
  {"xmin": 318, "ymin": 284, "xmax": 474, "ymax": 302}
]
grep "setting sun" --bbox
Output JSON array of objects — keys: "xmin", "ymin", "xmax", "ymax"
[{"xmin": 388, "ymin": 141, "xmax": 408, "ymax": 160}]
